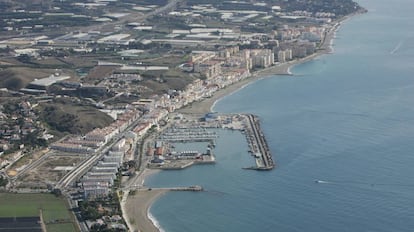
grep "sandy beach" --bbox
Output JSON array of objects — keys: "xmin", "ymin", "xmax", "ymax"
[
  {"xmin": 122, "ymin": 168, "xmax": 164, "ymax": 232},
  {"xmin": 121, "ymin": 12, "xmax": 361, "ymax": 232},
  {"xmin": 125, "ymin": 189, "xmax": 167, "ymax": 232}
]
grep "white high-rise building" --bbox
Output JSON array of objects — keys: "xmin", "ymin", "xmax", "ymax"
[{"xmin": 278, "ymin": 50, "xmax": 286, "ymax": 63}]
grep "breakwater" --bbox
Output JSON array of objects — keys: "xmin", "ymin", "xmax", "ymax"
[{"xmin": 243, "ymin": 114, "xmax": 274, "ymax": 170}]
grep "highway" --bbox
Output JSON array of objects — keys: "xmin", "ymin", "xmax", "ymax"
[
  {"xmin": 55, "ymin": 133, "xmax": 123, "ymax": 189},
  {"xmin": 56, "ymin": 106, "xmax": 152, "ymax": 189}
]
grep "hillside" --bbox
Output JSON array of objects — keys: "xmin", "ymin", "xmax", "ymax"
[
  {"xmin": 0, "ymin": 68, "xmax": 53, "ymax": 90},
  {"xmin": 39, "ymin": 99, "xmax": 114, "ymax": 135}
]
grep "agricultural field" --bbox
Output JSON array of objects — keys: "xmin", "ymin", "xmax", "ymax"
[{"xmin": 0, "ymin": 193, "xmax": 78, "ymax": 232}]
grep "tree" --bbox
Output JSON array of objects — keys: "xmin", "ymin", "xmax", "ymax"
[
  {"xmin": 17, "ymin": 54, "xmax": 32, "ymax": 63},
  {"xmin": 79, "ymin": 201, "xmax": 101, "ymax": 220},
  {"xmin": 0, "ymin": 176, "xmax": 8, "ymax": 187},
  {"xmin": 127, "ymin": 160, "xmax": 137, "ymax": 169}
]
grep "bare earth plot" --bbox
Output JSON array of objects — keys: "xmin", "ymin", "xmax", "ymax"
[{"xmin": 18, "ymin": 155, "xmax": 86, "ymax": 188}]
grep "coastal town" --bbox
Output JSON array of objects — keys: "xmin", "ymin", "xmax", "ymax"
[{"xmin": 0, "ymin": 0, "xmax": 365, "ymax": 231}]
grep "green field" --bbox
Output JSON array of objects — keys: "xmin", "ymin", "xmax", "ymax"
[
  {"xmin": 47, "ymin": 223, "xmax": 77, "ymax": 232},
  {"xmin": 0, "ymin": 193, "xmax": 78, "ymax": 232}
]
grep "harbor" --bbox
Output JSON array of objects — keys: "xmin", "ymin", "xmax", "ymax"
[
  {"xmin": 124, "ymin": 112, "xmax": 276, "ymax": 232},
  {"xmin": 148, "ymin": 113, "xmax": 275, "ymax": 171},
  {"xmin": 123, "ymin": 112, "xmax": 275, "ymax": 232}
]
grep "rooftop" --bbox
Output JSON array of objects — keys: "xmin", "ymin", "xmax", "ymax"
[{"xmin": 29, "ymin": 75, "xmax": 71, "ymax": 87}]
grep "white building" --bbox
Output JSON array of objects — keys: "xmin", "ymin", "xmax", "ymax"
[
  {"xmin": 251, "ymin": 49, "xmax": 274, "ymax": 68},
  {"xmin": 278, "ymin": 50, "xmax": 286, "ymax": 63},
  {"xmin": 50, "ymin": 143, "xmax": 92, "ymax": 153},
  {"xmin": 83, "ymin": 182, "xmax": 110, "ymax": 199}
]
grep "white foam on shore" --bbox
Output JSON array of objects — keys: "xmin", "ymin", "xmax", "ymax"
[
  {"xmin": 287, "ymin": 66, "xmax": 293, "ymax": 75},
  {"xmin": 329, "ymin": 31, "xmax": 336, "ymax": 53},
  {"xmin": 210, "ymin": 99, "xmax": 219, "ymax": 112},
  {"xmin": 148, "ymin": 211, "xmax": 165, "ymax": 232},
  {"xmin": 328, "ymin": 23, "xmax": 343, "ymax": 53}
]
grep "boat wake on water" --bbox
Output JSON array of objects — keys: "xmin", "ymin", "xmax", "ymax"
[
  {"xmin": 204, "ymin": 189, "xmax": 228, "ymax": 196},
  {"xmin": 314, "ymin": 180, "xmax": 332, "ymax": 184},
  {"xmin": 314, "ymin": 179, "xmax": 414, "ymax": 188},
  {"xmin": 390, "ymin": 40, "xmax": 403, "ymax": 54}
]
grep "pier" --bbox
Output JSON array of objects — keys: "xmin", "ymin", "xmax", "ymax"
[
  {"xmin": 125, "ymin": 185, "xmax": 204, "ymax": 192},
  {"xmin": 169, "ymin": 185, "xmax": 204, "ymax": 191},
  {"xmin": 243, "ymin": 114, "xmax": 275, "ymax": 170}
]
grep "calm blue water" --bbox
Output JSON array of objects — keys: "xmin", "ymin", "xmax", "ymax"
[{"xmin": 146, "ymin": 0, "xmax": 414, "ymax": 231}]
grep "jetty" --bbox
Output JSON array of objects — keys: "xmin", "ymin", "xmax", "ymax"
[
  {"xmin": 243, "ymin": 114, "xmax": 275, "ymax": 170},
  {"xmin": 125, "ymin": 185, "xmax": 204, "ymax": 192}
]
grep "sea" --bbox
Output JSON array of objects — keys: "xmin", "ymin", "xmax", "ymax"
[{"xmin": 145, "ymin": 0, "xmax": 414, "ymax": 231}]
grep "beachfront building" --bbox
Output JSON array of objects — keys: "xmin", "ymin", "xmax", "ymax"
[
  {"xmin": 285, "ymin": 49, "xmax": 293, "ymax": 60},
  {"xmin": 278, "ymin": 50, "xmax": 286, "ymax": 63},
  {"xmin": 276, "ymin": 49, "xmax": 293, "ymax": 62},
  {"xmin": 251, "ymin": 49, "xmax": 274, "ymax": 68}
]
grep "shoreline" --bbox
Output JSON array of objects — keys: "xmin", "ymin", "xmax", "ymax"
[
  {"xmin": 125, "ymin": 188, "xmax": 167, "ymax": 232},
  {"xmin": 177, "ymin": 13, "xmax": 348, "ymax": 115},
  {"xmin": 123, "ymin": 10, "xmax": 365, "ymax": 232},
  {"xmin": 123, "ymin": 168, "xmax": 165, "ymax": 232}
]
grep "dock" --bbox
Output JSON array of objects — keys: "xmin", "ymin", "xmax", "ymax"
[{"xmin": 159, "ymin": 127, "xmax": 218, "ymax": 142}]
